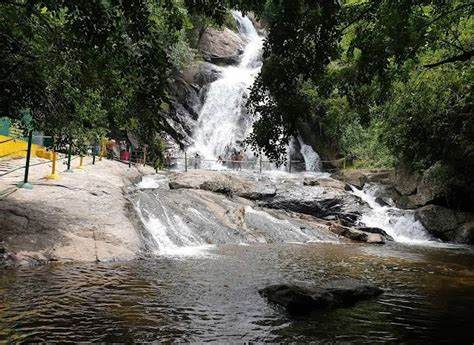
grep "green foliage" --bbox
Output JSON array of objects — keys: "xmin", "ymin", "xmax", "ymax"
[
  {"xmin": 0, "ymin": 0, "xmax": 196, "ymax": 147},
  {"xmin": 246, "ymin": 0, "xmax": 341, "ymax": 163},
  {"xmin": 382, "ymin": 64, "xmax": 473, "ymax": 171},
  {"xmin": 244, "ymin": 0, "xmax": 473, "ymax": 177}
]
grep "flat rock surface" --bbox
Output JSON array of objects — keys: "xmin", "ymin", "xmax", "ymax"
[
  {"xmin": 0, "ymin": 157, "xmax": 154, "ymax": 265},
  {"xmin": 169, "ymin": 170, "xmax": 277, "ymax": 200}
]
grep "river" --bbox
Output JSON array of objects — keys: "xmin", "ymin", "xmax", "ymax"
[{"xmin": 1, "ymin": 241, "xmax": 473, "ymax": 343}]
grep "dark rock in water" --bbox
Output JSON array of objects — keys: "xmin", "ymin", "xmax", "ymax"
[
  {"xmin": 375, "ymin": 196, "xmax": 390, "ymax": 207},
  {"xmin": 259, "ymin": 279, "xmax": 383, "ymax": 315},
  {"xmin": 329, "ymin": 223, "xmax": 369, "ymax": 242},
  {"xmin": 356, "ymin": 227, "xmax": 394, "ymax": 241},
  {"xmin": 415, "ymin": 205, "xmax": 474, "ymax": 244},
  {"xmin": 193, "ymin": 62, "xmax": 222, "ymax": 87},
  {"xmin": 329, "ymin": 224, "xmax": 388, "ymax": 244}
]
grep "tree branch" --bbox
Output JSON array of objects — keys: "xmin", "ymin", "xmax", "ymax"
[{"xmin": 423, "ymin": 49, "xmax": 474, "ymax": 68}]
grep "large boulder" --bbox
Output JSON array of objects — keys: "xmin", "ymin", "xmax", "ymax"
[
  {"xmin": 259, "ymin": 180, "xmax": 370, "ymax": 225},
  {"xmin": 259, "ymin": 279, "xmax": 383, "ymax": 315},
  {"xmin": 391, "ymin": 163, "xmax": 446, "ymax": 209},
  {"xmin": 198, "ymin": 27, "xmax": 245, "ymax": 65},
  {"xmin": 182, "ymin": 62, "xmax": 222, "ymax": 88},
  {"xmin": 415, "ymin": 205, "xmax": 474, "ymax": 244}
]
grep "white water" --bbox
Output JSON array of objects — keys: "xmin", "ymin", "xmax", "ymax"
[
  {"xmin": 188, "ymin": 12, "xmax": 263, "ymax": 164},
  {"xmin": 351, "ymin": 184, "xmax": 439, "ymax": 245},
  {"xmin": 298, "ymin": 136, "xmax": 322, "ymax": 172}
]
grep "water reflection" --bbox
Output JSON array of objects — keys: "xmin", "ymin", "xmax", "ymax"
[{"xmin": 0, "ymin": 243, "xmax": 473, "ymax": 343}]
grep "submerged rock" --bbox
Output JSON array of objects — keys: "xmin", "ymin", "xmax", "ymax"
[{"xmin": 259, "ymin": 279, "xmax": 383, "ymax": 315}]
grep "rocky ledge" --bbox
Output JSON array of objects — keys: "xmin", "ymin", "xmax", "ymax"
[
  {"xmin": 0, "ymin": 158, "xmax": 154, "ymax": 267},
  {"xmin": 259, "ymin": 279, "xmax": 383, "ymax": 315},
  {"xmin": 168, "ymin": 170, "xmax": 392, "ymax": 244}
]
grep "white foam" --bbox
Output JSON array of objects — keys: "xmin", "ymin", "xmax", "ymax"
[
  {"xmin": 351, "ymin": 184, "xmax": 441, "ymax": 246},
  {"xmin": 136, "ymin": 175, "xmax": 166, "ymax": 189}
]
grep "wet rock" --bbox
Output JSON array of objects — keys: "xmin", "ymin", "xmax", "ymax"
[
  {"xmin": 169, "ymin": 171, "xmax": 276, "ymax": 200},
  {"xmin": 356, "ymin": 227, "xmax": 394, "ymax": 241},
  {"xmin": 375, "ymin": 196, "xmax": 390, "ymax": 207},
  {"xmin": 260, "ymin": 181, "xmax": 368, "ymax": 226},
  {"xmin": 329, "ymin": 223, "xmax": 370, "ymax": 242},
  {"xmin": 198, "ymin": 27, "xmax": 245, "ymax": 65},
  {"xmin": 329, "ymin": 224, "xmax": 389, "ymax": 244},
  {"xmin": 415, "ymin": 205, "xmax": 474, "ymax": 244},
  {"xmin": 182, "ymin": 62, "xmax": 222, "ymax": 88},
  {"xmin": 259, "ymin": 279, "xmax": 383, "ymax": 315},
  {"xmin": 303, "ymin": 177, "xmax": 348, "ymax": 190}
]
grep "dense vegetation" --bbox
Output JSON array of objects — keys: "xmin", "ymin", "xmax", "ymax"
[
  {"xmin": 1, "ymin": 0, "xmax": 472, "ymax": 205},
  {"xmin": 243, "ymin": 0, "xmax": 473, "ymax": 208},
  {"xmin": 1, "ymin": 0, "xmax": 203, "ymax": 149}
]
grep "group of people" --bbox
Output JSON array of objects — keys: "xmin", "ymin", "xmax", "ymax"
[
  {"xmin": 162, "ymin": 150, "xmax": 246, "ymax": 170},
  {"xmin": 216, "ymin": 150, "xmax": 244, "ymax": 170}
]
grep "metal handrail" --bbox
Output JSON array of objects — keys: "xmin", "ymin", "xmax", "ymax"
[{"xmin": 0, "ymin": 154, "xmax": 72, "ymax": 178}]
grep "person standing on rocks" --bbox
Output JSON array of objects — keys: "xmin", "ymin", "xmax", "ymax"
[{"xmin": 194, "ymin": 153, "xmax": 201, "ymax": 169}]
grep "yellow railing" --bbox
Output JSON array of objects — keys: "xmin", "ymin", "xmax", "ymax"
[{"xmin": 0, "ymin": 135, "xmax": 53, "ymax": 160}]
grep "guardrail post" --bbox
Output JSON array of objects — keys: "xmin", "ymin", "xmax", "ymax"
[
  {"xmin": 78, "ymin": 155, "xmax": 84, "ymax": 170},
  {"xmin": 289, "ymin": 158, "xmax": 292, "ymax": 173},
  {"xmin": 66, "ymin": 141, "xmax": 73, "ymax": 172},
  {"xmin": 92, "ymin": 146, "xmax": 96, "ymax": 165},
  {"xmin": 47, "ymin": 150, "xmax": 60, "ymax": 180},
  {"xmin": 184, "ymin": 150, "xmax": 187, "ymax": 172},
  {"xmin": 17, "ymin": 130, "xmax": 33, "ymax": 189}
]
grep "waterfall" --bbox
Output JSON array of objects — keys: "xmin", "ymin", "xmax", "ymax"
[
  {"xmin": 188, "ymin": 12, "xmax": 264, "ymax": 165},
  {"xmin": 297, "ymin": 136, "xmax": 322, "ymax": 172},
  {"xmin": 351, "ymin": 184, "xmax": 437, "ymax": 245}
]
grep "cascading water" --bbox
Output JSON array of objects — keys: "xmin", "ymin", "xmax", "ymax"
[
  {"xmin": 133, "ymin": 174, "xmax": 340, "ymax": 256},
  {"xmin": 351, "ymin": 184, "xmax": 437, "ymax": 245},
  {"xmin": 188, "ymin": 12, "xmax": 263, "ymax": 164},
  {"xmin": 297, "ymin": 136, "xmax": 322, "ymax": 172}
]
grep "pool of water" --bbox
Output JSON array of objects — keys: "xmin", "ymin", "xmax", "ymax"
[{"xmin": 1, "ymin": 242, "xmax": 473, "ymax": 343}]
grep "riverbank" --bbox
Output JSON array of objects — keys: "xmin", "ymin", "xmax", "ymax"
[{"xmin": 0, "ymin": 157, "xmax": 154, "ymax": 267}]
